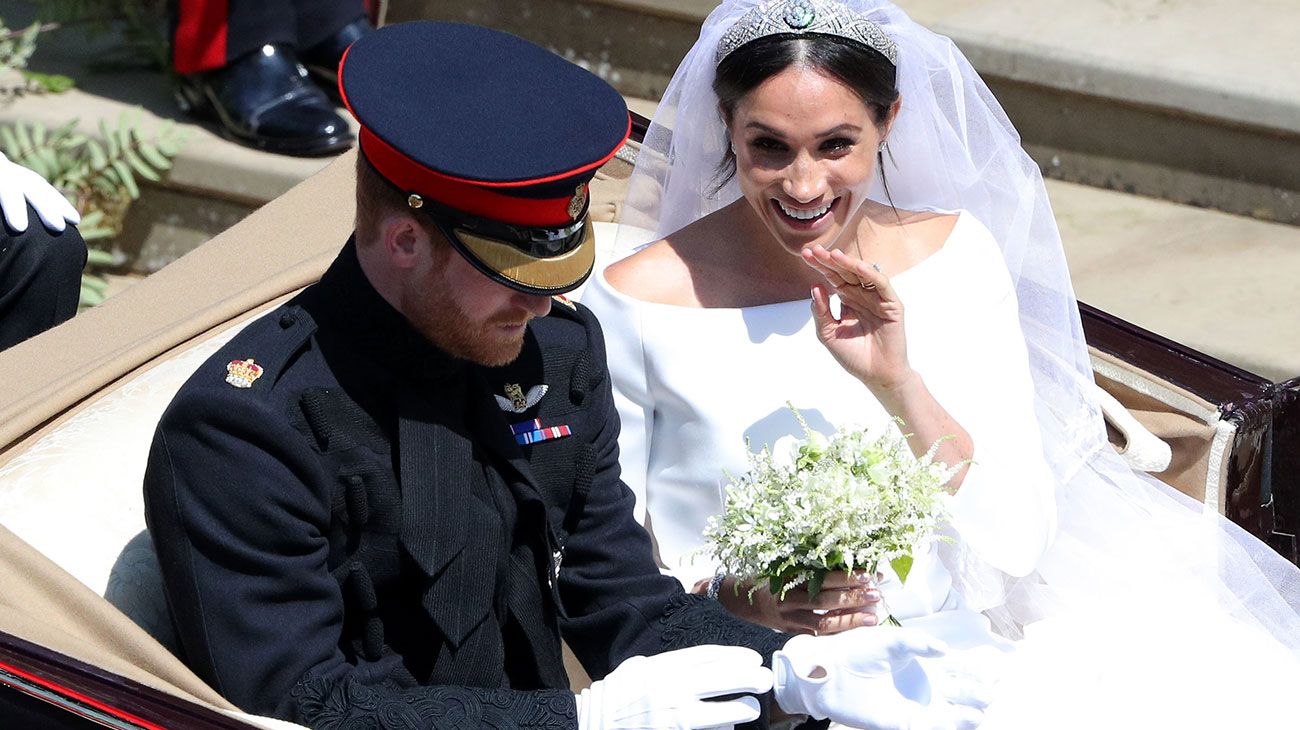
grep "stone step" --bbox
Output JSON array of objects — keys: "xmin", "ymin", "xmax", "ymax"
[{"xmin": 387, "ymin": 0, "xmax": 1300, "ymax": 225}]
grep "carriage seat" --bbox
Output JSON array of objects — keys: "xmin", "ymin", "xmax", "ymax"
[{"xmin": 0, "ymin": 316, "xmax": 258, "ymax": 654}]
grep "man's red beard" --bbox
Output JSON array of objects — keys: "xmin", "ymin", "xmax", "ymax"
[{"xmin": 401, "ymin": 278, "xmax": 532, "ymax": 367}]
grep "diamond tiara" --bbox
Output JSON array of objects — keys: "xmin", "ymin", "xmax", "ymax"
[{"xmin": 715, "ymin": 0, "xmax": 899, "ymax": 67}]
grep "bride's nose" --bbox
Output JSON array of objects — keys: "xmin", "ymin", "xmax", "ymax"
[{"xmin": 782, "ymin": 154, "xmax": 828, "ymax": 203}]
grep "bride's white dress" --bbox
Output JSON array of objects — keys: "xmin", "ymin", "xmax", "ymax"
[
  {"xmin": 583, "ymin": 211, "xmax": 1052, "ymax": 613},
  {"xmin": 581, "ymin": 212, "xmax": 1300, "ymax": 729}
]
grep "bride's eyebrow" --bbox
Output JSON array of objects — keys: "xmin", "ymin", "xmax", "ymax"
[
  {"xmin": 815, "ymin": 124, "xmax": 862, "ymax": 137},
  {"xmin": 743, "ymin": 121, "xmax": 862, "ymax": 137}
]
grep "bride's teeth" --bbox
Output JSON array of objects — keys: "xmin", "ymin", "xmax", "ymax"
[{"xmin": 778, "ymin": 201, "xmax": 831, "ymax": 220}]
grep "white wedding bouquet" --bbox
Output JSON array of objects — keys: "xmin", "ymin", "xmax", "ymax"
[{"xmin": 703, "ymin": 409, "xmax": 960, "ymax": 612}]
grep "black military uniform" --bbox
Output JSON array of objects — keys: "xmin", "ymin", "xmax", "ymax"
[
  {"xmin": 0, "ymin": 209, "xmax": 86, "ymax": 352},
  {"xmin": 145, "ymin": 22, "xmax": 792, "ymax": 728}
]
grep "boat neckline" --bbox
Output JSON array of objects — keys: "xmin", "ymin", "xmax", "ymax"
[{"xmin": 595, "ymin": 209, "xmax": 969, "ymax": 313}]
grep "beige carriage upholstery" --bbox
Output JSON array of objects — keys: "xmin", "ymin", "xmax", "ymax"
[{"xmin": 1090, "ymin": 348, "xmax": 1232, "ymax": 512}]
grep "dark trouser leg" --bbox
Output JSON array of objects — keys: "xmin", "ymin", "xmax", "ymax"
[
  {"xmin": 172, "ymin": 0, "xmax": 298, "ymax": 74},
  {"xmin": 294, "ymin": 0, "xmax": 368, "ymax": 52},
  {"xmin": 0, "ymin": 212, "xmax": 87, "ymax": 351}
]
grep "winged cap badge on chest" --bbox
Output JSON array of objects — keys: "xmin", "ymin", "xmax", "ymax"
[{"xmin": 496, "ymin": 383, "xmax": 548, "ymax": 413}]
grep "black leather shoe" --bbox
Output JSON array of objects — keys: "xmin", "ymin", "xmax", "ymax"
[
  {"xmin": 176, "ymin": 44, "xmax": 354, "ymax": 157},
  {"xmin": 301, "ymin": 18, "xmax": 373, "ymax": 92}
]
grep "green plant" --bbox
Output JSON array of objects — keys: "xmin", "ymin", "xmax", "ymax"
[
  {"xmin": 32, "ymin": 0, "xmax": 170, "ymax": 71},
  {"xmin": 0, "ymin": 17, "xmax": 75, "ymax": 92},
  {"xmin": 0, "ymin": 114, "xmax": 186, "ymax": 306},
  {"xmin": 2, "ymin": 7, "xmax": 186, "ymax": 307}
]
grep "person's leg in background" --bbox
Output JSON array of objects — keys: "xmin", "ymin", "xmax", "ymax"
[
  {"xmin": 172, "ymin": 0, "xmax": 356, "ymax": 156},
  {"xmin": 295, "ymin": 0, "xmax": 371, "ymax": 90}
]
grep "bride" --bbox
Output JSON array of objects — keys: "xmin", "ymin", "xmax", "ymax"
[{"xmin": 581, "ymin": 0, "xmax": 1300, "ymax": 726}]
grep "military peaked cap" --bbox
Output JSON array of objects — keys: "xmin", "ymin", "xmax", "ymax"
[{"xmin": 339, "ymin": 21, "xmax": 630, "ymax": 295}]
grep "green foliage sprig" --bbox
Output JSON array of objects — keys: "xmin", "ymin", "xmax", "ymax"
[
  {"xmin": 0, "ymin": 113, "xmax": 185, "ymax": 306},
  {"xmin": 0, "ymin": 18, "xmax": 75, "ymax": 93}
]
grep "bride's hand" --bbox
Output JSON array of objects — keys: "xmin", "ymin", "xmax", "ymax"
[
  {"xmin": 706, "ymin": 571, "xmax": 883, "ymax": 635},
  {"xmin": 802, "ymin": 245, "xmax": 913, "ymax": 392}
]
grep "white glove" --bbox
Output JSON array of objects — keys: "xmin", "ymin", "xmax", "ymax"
[
  {"xmin": 0, "ymin": 151, "xmax": 80, "ymax": 233},
  {"xmin": 772, "ymin": 627, "xmax": 991, "ymax": 730},
  {"xmin": 577, "ymin": 645, "xmax": 774, "ymax": 730}
]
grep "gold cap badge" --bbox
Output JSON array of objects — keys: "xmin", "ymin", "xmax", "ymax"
[
  {"xmin": 225, "ymin": 358, "xmax": 264, "ymax": 389},
  {"xmin": 567, "ymin": 185, "xmax": 587, "ymax": 220}
]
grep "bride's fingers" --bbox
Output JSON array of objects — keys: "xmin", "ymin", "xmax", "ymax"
[
  {"xmin": 830, "ymin": 249, "xmax": 898, "ymax": 301},
  {"xmin": 810, "ymin": 284, "xmax": 838, "ymax": 327},
  {"xmin": 802, "ymin": 247, "xmax": 849, "ymax": 289}
]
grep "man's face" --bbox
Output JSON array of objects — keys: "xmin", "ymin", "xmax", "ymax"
[{"xmin": 401, "ymin": 234, "xmax": 553, "ymax": 367}]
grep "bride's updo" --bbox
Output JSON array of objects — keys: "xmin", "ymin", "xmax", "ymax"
[{"xmin": 712, "ymin": 33, "xmax": 899, "ymax": 187}]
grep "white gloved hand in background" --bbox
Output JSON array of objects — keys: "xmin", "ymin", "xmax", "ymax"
[
  {"xmin": 577, "ymin": 645, "xmax": 773, "ymax": 730},
  {"xmin": 0, "ymin": 151, "xmax": 80, "ymax": 233},
  {"xmin": 773, "ymin": 627, "xmax": 990, "ymax": 730}
]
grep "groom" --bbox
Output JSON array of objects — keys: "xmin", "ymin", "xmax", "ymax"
[{"xmin": 143, "ymin": 21, "xmax": 988, "ymax": 730}]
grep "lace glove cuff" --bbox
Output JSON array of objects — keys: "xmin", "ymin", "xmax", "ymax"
[{"xmin": 660, "ymin": 592, "xmax": 793, "ymax": 666}]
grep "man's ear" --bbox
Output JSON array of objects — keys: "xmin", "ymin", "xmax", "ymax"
[{"xmin": 381, "ymin": 214, "xmax": 431, "ymax": 270}]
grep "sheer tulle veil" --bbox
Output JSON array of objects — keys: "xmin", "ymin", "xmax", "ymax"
[{"xmin": 614, "ymin": 0, "xmax": 1300, "ymax": 658}]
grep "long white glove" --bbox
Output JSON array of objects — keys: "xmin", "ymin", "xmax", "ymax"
[
  {"xmin": 0, "ymin": 151, "xmax": 80, "ymax": 233},
  {"xmin": 577, "ymin": 645, "xmax": 773, "ymax": 730},
  {"xmin": 773, "ymin": 628, "xmax": 990, "ymax": 730}
]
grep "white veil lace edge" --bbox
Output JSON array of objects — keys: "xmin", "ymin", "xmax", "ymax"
[{"xmin": 613, "ymin": 0, "xmax": 1300, "ymax": 656}]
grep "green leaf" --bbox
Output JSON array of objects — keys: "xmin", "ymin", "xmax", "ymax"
[
  {"xmin": 79, "ymin": 283, "xmax": 106, "ymax": 307},
  {"xmin": 125, "ymin": 149, "xmax": 161, "ymax": 181},
  {"xmin": 137, "ymin": 142, "xmax": 171, "ymax": 170},
  {"xmin": 0, "ymin": 126, "xmax": 19, "ymax": 158},
  {"xmin": 100, "ymin": 120, "xmax": 119, "ymax": 157},
  {"xmin": 15, "ymin": 123, "xmax": 32, "ymax": 156},
  {"xmin": 87, "ymin": 139, "xmax": 107, "ymax": 169},
  {"xmin": 20, "ymin": 70, "xmax": 76, "ymax": 94},
  {"xmin": 79, "ymin": 226, "xmax": 116, "ymax": 241},
  {"xmin": 806, "ymin": 571, "xmax": 827, "ymax": 600},
  {"xmin": 85, "ymin": 249, "xmax": 117, "ymax": 267},
  {"xmin": 111, "ymin": 159, "xmax": 139, "ymax": 198},
  {"xmin": 889, "ymin": 554, "xmax": 914, "ymax": 585}
]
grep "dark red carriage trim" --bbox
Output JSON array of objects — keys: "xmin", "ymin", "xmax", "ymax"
[{"xmin": 0, "ymin": 631, "xmax": 259, "ymax": 729}]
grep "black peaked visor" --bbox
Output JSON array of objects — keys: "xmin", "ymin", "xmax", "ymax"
[{"xmin": 422, "ymin": 197, "xmax": 596, "ymax": 295}]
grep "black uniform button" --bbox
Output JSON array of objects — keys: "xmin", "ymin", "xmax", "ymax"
[{"xmin": 279, "ymin": 312, "xmax": 297, "ymax": 329}]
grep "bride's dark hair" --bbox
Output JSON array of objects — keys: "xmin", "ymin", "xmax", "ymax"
[{"xmin": 712, "ymin": 33, "xmax": 899, "ymax": 191}]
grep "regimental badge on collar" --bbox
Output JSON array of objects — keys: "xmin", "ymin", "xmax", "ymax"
[
  {"xmin": 552, "ymin": 294, "xmax": 577, "ymax": 311},
  {"xmin": 567, "ymin": 185, "xmax": 587, "ymax": 219},
  {"xmin": 225, "ymin": 358, "xmax": 263, "ymax": 389},
  {"xmin": 496, "ymin": 383, "xmax": 548, "ymax": 413}
]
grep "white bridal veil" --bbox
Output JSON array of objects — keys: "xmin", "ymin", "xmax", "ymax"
[{"xmin": 614, "ymin": 0, "xmax": 1300, "ymax": 663}]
